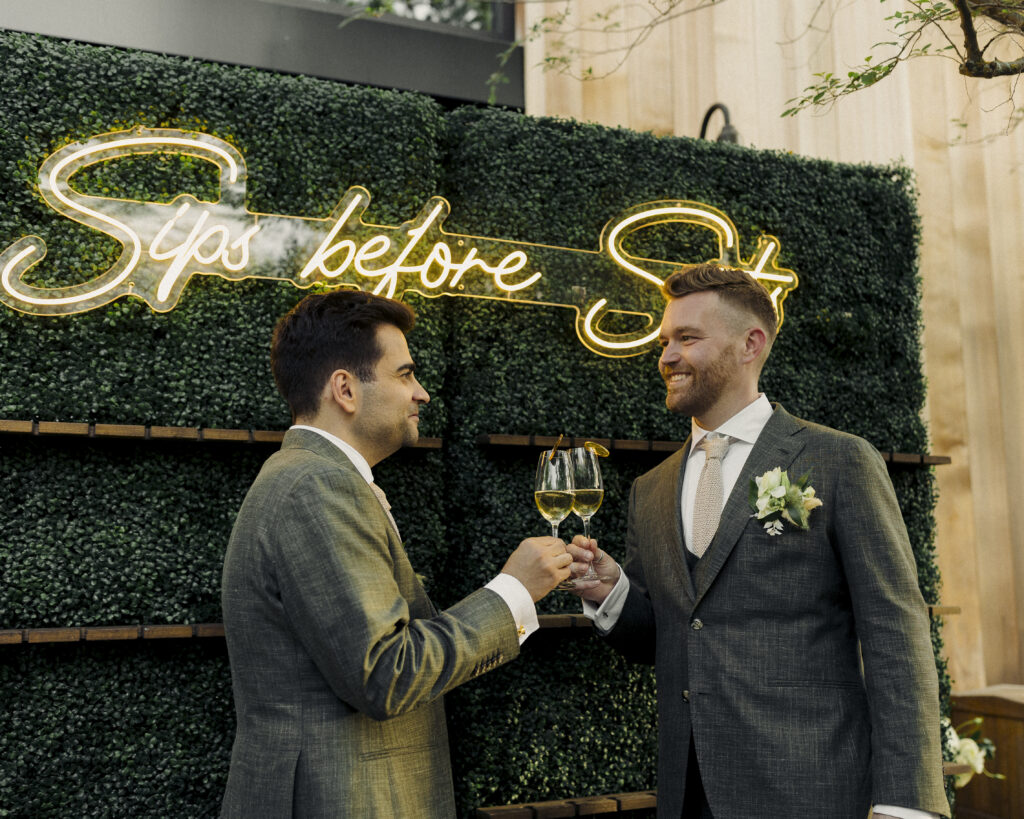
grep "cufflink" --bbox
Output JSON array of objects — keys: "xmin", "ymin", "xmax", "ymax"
[{"xmin": 517, "ymin": 625, "xmax": 526, "ymax": 636}]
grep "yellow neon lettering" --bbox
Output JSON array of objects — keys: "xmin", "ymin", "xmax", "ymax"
[
  {"xmin": 418, "ymin": 242, "xmax": 452, "ymax": 288},
  {"xmin": 491, "ymin": 251, "xmax": 539, "ymax": 292},
  {"xmin": 224, "ymin": 225, "xmax": 260, "ymax": 273},
  {"xmin": 447, "ymin": 247, "xmax": 483, "ymax": 288},
  {"xmin": 0, "ymin": 128, "xmax": 800, "ymax": 357},
  {"xmin": 352, "ymin": 235, "xmax": 392, "ymax": 274},
  {"xmin": 298, "ymin": 194, "xmax": 365, "ymax": 280},
  {"xmin": 2, "ymin": 244, "xmax": 40, "ymax": 300},
  {"xmin": 582, "ymin": 299, "xmax": 661, "ymax": 351},
  {"xmin": 366, "ymin": 203, "xmax": 446, "ymax": 298}
]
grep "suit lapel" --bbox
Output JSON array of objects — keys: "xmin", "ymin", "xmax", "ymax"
[
  {"xmin": 653, "ymin": 443, "xmax": 697, "ymax": 603},
  {"xmin": 692, "ymin": 406, "xmax": 806, "ymax": 604}
]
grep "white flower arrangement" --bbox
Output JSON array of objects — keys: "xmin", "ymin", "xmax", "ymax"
[
  {"xmin": 748, "ymin": 467, "xmax": 822, "ymax": 535},
  {"xmin": 942, "ymin": 716, "xmax": 1004, "ymax": 788}
]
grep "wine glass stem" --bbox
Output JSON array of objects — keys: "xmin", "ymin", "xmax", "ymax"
[
  {"xmin": 551, "ymin": 523, "xmax": 559, "ymax": 538},
  {"xmin": 583, "ymin": 518, "xmax": 591, "ymax": 540}
]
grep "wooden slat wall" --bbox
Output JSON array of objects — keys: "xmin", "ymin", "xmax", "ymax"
[{"xmin": 520, "ymin": 0, "xmax": 1024, "ymax": 688}]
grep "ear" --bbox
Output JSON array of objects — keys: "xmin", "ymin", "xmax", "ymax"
[
  {"xmin": 741, "ymin": 326, "xmax": 768, "ymax": 364},
  {"xmin": 326, "ymin": 369, "xmax": 358, "ymax": 415}
]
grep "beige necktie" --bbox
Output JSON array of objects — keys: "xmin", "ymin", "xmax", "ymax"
[
  {"xmin": 369, "ymin": 481, "xmax": 401, "ymax": 540},
  {"xmin": 691, "ymin": 433, "xmax": 731, "ymax": 558}
]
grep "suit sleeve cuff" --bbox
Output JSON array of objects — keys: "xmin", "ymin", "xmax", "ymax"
[
  {"xmin": 873, "ymin": 806, "xmax": 941, "ymax": 819},
  {"xmin": 486, "ymin": 573, "xmax": 538, "ymax": 644},
  {"xmin": 581, "ymin": 565, "xmax": 629, "ymax": 634}
]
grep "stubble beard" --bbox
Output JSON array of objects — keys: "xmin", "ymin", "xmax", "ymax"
[
  {"xmin": 664, "ymin": 348, "xmax": 736, "ymax": 418},
  {"xmin": 402, "ymin": 416, "xmax": 420, "ymax": 449}
]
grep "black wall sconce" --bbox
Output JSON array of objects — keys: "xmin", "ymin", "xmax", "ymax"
[{"xmin": 699, "ymin": 103, "xmax": 739, "ymax": 143}]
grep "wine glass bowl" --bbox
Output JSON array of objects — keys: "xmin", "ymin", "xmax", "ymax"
[
  {"xmin": 570, "ymin": 445, "xmax": 605, "ymax": 582},
  {"xmin": 534, "ymin": 450, "xmax": 574, "ymax": 538}
]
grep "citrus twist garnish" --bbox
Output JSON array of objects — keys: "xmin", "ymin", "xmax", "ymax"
[
  {"xmin": 547, "ymin": 433, "xmax": 564, "ymax": 461},
  {"xmin": 584, "ymin": 441, "xmax": 610, "ymax": 457}
]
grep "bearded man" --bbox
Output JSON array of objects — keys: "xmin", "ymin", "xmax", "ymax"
[{"xmin": 568, "ymin": 264, "xmax": 949, "ymax": 819}]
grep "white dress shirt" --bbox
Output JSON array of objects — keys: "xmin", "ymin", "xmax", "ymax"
[
  {"xmin": 291, "ymin": 425, "xmax": 538, "ymax": 644},
  {"xmin": 576, "ymin": 403, "xmax": 939, "ymax": 819}
]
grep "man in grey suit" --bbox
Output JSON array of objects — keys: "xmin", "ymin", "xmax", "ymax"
[
  {"xmin": 221, "ymin": 290, "xmax": 572, "ymax": 817},
  {"xmin": 568, "ymin": 264, "xmax": 950, "ymax": 818}
]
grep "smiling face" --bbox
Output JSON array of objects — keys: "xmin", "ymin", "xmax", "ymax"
[
  {"xmin": 352, "ymin": 323, "xmax": 430, "ymax": 463},
  {"xmin": 658, "ymin": 291, "xmax": 759, "ymax": 429}
]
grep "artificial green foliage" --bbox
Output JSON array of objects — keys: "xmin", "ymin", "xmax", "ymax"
[
  {"xmin": 0, "ymin": 29, "xmax": 949, "ymax": 818},
  {"xmin": 448, "ymin": 634, "xmax": 657, "ymax": 811},
  {"xmin": 0, "ymin": 438, "xmax": 262, "ymax": 626},
  {"xmin": 0, "ymin": 643, "xmax": 233, "ymax": 817}
]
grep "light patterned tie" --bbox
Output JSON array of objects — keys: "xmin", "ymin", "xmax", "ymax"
[
  {"xmin": 691, "ymin": 433, "xmax": 732, "ymax": 558},
  {"xmin": 369, "ymin": 481, "xmax": 401, "ymax": 539}
]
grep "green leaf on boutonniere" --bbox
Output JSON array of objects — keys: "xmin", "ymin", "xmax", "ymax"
[{"xmin": 749, "ymin": 468, "xmax": 823, "ymax": 535}]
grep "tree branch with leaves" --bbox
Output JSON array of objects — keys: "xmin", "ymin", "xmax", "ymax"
[{"xmin": 783, "ymin": 1, "xmax": 1024, "ymax": 115}]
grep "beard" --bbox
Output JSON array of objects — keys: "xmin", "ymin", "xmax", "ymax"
[
  {"xmin": 401, "ymin": 417, "xmax": 420, "ymax": 448},
  {"xmin": 664, "ymin": 346, "xmax": 736, "ymax": 417}
]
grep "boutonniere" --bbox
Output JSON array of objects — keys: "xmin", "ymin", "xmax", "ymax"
[{"xmin": 748, "ymin": 467, "xmax": 823, "ymax": 535}]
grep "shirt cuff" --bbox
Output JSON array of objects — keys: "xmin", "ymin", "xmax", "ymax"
[
  {"xmin": 580, "ymin": 564, "xmax": 630, "ymax": 634},
  {"xmin": 486, "ymin": 573, "xmax": 539, "ymax": 644},
  {"xmin": 873, "ymin": 806, "xmax": 941, "ymax": 819}
]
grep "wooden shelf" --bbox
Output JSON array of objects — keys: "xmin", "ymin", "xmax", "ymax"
[
  {"xmin": 478, "ymin": 433, "xmax": 951, "ymax": 466},
  {"xmin": 480, "ymin": 433, "xmax": 682, "ymax": 454},
  {"xmin": 0, "ymin": 419, "xmax": 947, "ymax": 464},
  {"xmin": 0, "ymin": 419, "xmax": 441, "ymax": 448},
  {"xmin": 0, "ymin": 623, "xmax": 225, "ymax": 645},
  {"xmin": 0, "ymin": 617, "xmax": 585, "ymax": 645},
  {"xmin": 478, "ymin": 777, "xmax": 973, "ymax": 816},
  {"xmin": 538, "ymin": 614, "xmax": 593, "ymax": 629},
  {"xmin": 0, "ymin": 606, "xmax": 957, "ymax": 645},
  {"xmin": 477, "ymin": 790, "xmax": 657, "ymax": 817}
]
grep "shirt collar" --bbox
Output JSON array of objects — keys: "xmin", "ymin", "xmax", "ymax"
[
  {"xmin": 290, "ymin": 424, "xmax": 374, "ymax": 485},
  {"xmin": 689, "ymin": 394, "xmax": 774, "ymax": 456}
]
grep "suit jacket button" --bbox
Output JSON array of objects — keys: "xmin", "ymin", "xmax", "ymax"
[
  {"xmin": 682, "ymin": 690, "xmax": 690, "ymax": 703},
  {"xmin": 690, "ymin": 618, "xmax": 703, "ymax": 630}
]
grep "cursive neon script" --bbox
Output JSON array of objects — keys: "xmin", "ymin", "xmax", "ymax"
[{"xmin": 0, "ymin": 128, "xmax": 799, "ymax": 357}]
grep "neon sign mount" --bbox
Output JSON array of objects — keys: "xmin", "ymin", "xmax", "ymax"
[{"xmin": 0, "ymin": 128, "xmax": 799, "ymax": 357}]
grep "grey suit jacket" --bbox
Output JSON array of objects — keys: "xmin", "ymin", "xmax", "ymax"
[
  {"xmin": 221, "ymin": 429, "xmax": 519, "ymax": 818},
  {"xmin": 606, "ymin": 406, "xmax": 950, "ymax": 819}
]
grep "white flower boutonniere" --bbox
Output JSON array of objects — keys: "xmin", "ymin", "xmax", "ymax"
[{"xmin": 748, "ymin": 467, "xmax": 822, "ymax": 535}]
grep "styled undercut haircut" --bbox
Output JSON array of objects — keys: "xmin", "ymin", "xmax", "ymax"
[
  {"xmin": 271, "ymin": 289, "xmax": 416, "ymax": 421},
  {"xmin": 662, "ymin": 263, "xmax": 779, "ymax": 342}
]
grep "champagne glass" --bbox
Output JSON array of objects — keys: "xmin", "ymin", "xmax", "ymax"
[
  {"xmin": 570, "ymin": 445, "xmax": 605, "ymax": 582},
  {"xmin": 534, "ymin": 450, "xmax": 574, "ymax": 538}
]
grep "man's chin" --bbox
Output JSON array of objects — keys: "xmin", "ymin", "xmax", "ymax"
[{"xmin": 665, "ymin": 393, "xmax": 693, "ymax": 416}]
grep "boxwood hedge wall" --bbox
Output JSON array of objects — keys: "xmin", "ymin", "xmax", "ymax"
[{"xmin": 0, "ymin": 29, "xmax": 949, "ymax": 817}]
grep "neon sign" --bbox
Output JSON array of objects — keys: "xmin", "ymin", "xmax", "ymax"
[{"xmin": 0, "ymin": 128, "xmax": 798, "ymax": 356}]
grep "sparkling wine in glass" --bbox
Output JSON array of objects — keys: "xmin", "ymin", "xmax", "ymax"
[
  {"xmin": 534, "ymin": 450, "xmax": 574, "ymax": 538},
  {"xmin": 571, "ymin": 445, "xmax": 605, "ymax": 582}
]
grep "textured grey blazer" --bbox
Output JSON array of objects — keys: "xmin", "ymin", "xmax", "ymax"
[
  {"xmin": 605, "ymin": 406, "xmax": 950, "ymax": 819},
  {"xmin": 221, "ymin": 429, "xmax": 518, "ymax": 818}
]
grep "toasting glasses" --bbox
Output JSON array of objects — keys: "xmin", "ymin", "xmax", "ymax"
[{"xmin": 534, "ymin": 443, "xmax": 610, "ymax": 588}]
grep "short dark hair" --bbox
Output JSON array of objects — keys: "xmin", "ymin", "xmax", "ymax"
[
  {"xmin": 271, "ymin": 289, "xmax": 416, "ymax": 421},
  {"xmin": 662, "ymin": 263, "xmax": 778, "ymax": 341}
]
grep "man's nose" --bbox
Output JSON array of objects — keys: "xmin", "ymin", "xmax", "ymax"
[
  {"xmin": 414, "ymin": 379, "xmax": 430, "ymax": 404},
  {"xmin": 659, "ymin": 344, "xmax": 678, "ymax": 369}
]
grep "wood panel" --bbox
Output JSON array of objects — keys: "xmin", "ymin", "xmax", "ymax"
[{"xmin": 951, "ymin": 686, "xmax": 1024, "ymax": 819}]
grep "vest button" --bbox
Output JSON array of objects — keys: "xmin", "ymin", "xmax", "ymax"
[
  {"xmin": 691, "ymin": 618, "xmax": 703, "ymax": 630},
  {"xmin": 682, "ymin": 690, "xmax": 690, "ymax": 702}
]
